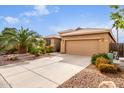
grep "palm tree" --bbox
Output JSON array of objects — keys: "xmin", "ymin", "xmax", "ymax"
[
  {"xmin": 0, "ymin": 27, "xmax": 40, "ymax": 54},
  {"xmin": 110, "ymin": 5, "xmax": 124, "ymax": 43},
  {"xmin": 0, "ymin": 28, "xmax": 17, "ymax": 53},
  {"xmin": 110, "ymin": 5, "xmax": 124, "ymax": 58}
]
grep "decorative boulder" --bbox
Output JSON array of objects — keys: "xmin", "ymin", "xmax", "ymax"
[
  {"xmin": 6, "ymin": 55, "xmax": 18, "ymax": 61},
  {"xmin": 98, "ymin": 81, "xmax": 116, "ymax": 88}
]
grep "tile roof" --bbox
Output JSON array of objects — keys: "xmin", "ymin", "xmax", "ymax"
[
  {"xmin": 45, "ymin": 34, "xmax": 61, "ymax": 39},
  {"xmin": 59, "ymin": 28, "xmax": 116, "ymax": 42}
]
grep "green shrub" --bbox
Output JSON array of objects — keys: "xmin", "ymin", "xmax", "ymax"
[
  {"xmin": 7, "ymin": 55, "xmax": 18, "ymax": 61},
  {"xmin": 40, "ymin": 46, "xmax": 46, "ymax": 54},
  {"xmin": 98, "ymin": 63, "xmax": 120, "ymax": 74},
  {"xmin": 29, "ymin": 47, "xmax": 42, "ymax": 57},
  {"xmin": 45, "ymin": 46, "xmax": 54, "ymax": 53},
  {"xmin": 96, "ymin": 57, "xmax": 110, "ymax": 68},
  {"xmin": 91, "ymin": 53, "xmax": 110, "ymax": 65}
]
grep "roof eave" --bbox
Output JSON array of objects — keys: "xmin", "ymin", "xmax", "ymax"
[
  {"xmin": 59, "ymin": 30, "xmax": 110, "ymax": 36},
  {"xmin": 59, "ymin": 29, "xmax": 116, "ymax": 43}
]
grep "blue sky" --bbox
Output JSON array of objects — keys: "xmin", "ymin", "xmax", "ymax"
[{"xmin": 0, "ymin": 5, "xmax": 124, "ymax": 42}]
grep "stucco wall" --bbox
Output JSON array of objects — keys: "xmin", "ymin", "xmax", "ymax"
[
  {"xmin": 50, "ymin": 38, "xmax": 61, "ymax": 52},
  {"xmin": 53, "ymin": 38, "xmax": 61, "ymax": 52}
]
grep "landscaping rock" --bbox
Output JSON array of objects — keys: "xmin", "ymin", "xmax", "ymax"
[
  {"xmin": 6, "ymin": 55, "xmax": 18, "ymax": 61},
  {"xmin": 98, "ymin": 81, "xmax": 116, "ymax": 88},
  {"xmin": 58, "ymin": 64, "xmax": 124, "ymax": 88},
  {"xmin": 0, "ymin": 53, "xmax": 50, "ymax": 66}
]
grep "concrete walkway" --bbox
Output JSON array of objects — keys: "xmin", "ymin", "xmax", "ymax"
[{"xmin": 0, "ymin": 53, "xmax": 91, "ymax": 88}]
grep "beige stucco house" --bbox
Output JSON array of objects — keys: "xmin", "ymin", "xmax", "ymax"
[
  {"xmin": 45, "ymin": 28, "xmax": 116, "ymax": 56},
  {"xmin": 45, "ymin": 35, "xmax": 61, "ymax": 52},
  {"xmin": 59, "ymin": 28, "xmax": 116, "ymax": 56}
]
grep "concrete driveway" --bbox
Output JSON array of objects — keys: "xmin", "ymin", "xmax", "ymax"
[{"xmin": 0, "ymin": 53, "xmax": 91, "ymax": 88}]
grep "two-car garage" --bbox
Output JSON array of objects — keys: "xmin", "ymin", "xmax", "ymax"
[
  {"xmin": 59, "ymin": 28, "xmax": 116, "ymax": 56},
  {"xmin": 65, "ymin": 39, "xmax": 99, "ymax": 56}
]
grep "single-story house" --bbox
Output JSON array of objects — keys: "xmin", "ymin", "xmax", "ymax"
[
  {"xmin": 45, "ymin": 28, "xmax": 116, "ymax": 56},
  {"xmin": 45, "ymin": 34, "xmax": 61, "ymax": 52}
]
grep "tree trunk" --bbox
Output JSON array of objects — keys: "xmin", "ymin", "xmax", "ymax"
[
  {"xmin": 18, "ymin": 45, "xmax": 27, "ymax": 54},
  {"xmin": 117, "ymin": 28, "xmax": 119, "ymax": 43},
  {"xmin": 116, "ymin": 28, "xmax": 119, "ymax": 59}
]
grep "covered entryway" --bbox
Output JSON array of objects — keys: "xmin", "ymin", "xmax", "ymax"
[{"xmin": 65, "ymin": 39, "xmax": 99, "ymax": 56}]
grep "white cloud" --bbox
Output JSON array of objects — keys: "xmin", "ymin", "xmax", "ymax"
[
  {"xmin": 54, "ymin": 7, "xmax": 60, "ymax": 13},
  {"xmin": 0, "ymin": 6, "xmax": 58, "ymax": 25},
  {"xmin": 82, "ymin": 21, "xmax": 113, "ymax": 28},
  {"xmin": 25, "ymin": 19, "xmax": 30, "ymax": 23},
  {"xmin": 21, "ymin": 17, "xmax": 30, "ymax": 24},
  {"xmin": 48, "ymin": 26, "xmax": 68, "ymax": 33},
  {"xmin": 21, "ymin": 5, "xmax": 50, "ymax": 17},
  {"xmin": 4, "ymin": 16, "xmax": 19, "ymax": 24},
  {"xmin": 0, "ymin": 6, "xmax": 50, "ymax": 25}
]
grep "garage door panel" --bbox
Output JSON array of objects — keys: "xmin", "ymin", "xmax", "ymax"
[{"xmin": 66, "ymin": 40, "xmax": 99, "ymax": 56}]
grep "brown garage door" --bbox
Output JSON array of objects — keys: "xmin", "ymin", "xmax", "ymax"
[{"xmin": 65, "ymin": 40, "xmax": 99, "ymax": 56}]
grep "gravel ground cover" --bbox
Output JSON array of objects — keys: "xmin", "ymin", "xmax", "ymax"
[
  {"xmin": 0, "ymin": 53, "xmax": 50, "ymax": 66},
  {"xmin": 58, "ymin": 64, "xmax": 124, "ymax": 88}
]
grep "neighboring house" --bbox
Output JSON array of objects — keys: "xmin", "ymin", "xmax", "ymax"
[
  {"xmin": 59, "ymin": 28, "xmax": 116, "ymax": 56},
  {"xmin": 45, "ymin": 35, "xmax": 61, "ymax": 52}
]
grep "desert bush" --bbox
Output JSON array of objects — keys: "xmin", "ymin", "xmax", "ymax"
[
  {"xmin": 98, "ymin": 63, "xmax": 120, "ymax": 74},
  {"xmin": 91, "ymin": 53, "xmax": 110, "ymax": 65},
  {"xmin": 45, "ymin": 46, "xmax": 54, "ymax": 53},
  {"xmin": 40, "ymin": 46, "xmax": 46, "ymax": 54},
  {"xmin": 29, "ymin": 47, "xmax": 42, "ymax": 57},
  {"xmin": 7, "ymin": 55, "xmax": 18, "ymax": 61},
  {"xmin": 114, "ymin": 64, "xmax": 121, "ymax": 72},
  {"xmin": 96, "ymin": 57, "xmax": 110, "ymax": 68}
]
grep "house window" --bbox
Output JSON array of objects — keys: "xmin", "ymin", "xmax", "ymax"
[{"xmin": 46, "ymin": 39, "xmax": 51, "ymax": 46}]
